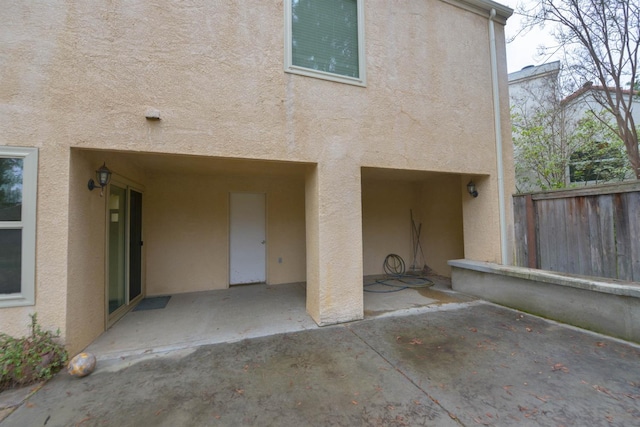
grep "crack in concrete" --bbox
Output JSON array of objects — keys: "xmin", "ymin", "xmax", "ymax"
[{"xmin": 345, "ymin": 325, "xmax": 465, "ymax": 426}]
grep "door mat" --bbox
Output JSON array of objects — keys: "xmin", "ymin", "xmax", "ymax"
[{"xmin": 133, "ymin": 296, "xmax": 171, "ymax": 311}]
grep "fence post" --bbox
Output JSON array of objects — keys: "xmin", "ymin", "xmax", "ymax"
[{"xmin": 526, "ymin": 194, "xmax": 537, "ymax": 268}]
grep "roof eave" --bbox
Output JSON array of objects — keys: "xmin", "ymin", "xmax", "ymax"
[{"xmin": 441, "ymin": 0, "xmax": 513, "ymax": 24}]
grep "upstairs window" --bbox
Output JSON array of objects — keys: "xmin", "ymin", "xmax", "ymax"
[
  {"xmin": 285, "ymin": 0, "xmax": 366, "ymax": 86},
  {"xmin": 569, "ymin": 142, "xmax": 628, "ymax": 184},
  {"xmin": 0, "ymin": 147, "xmax": 37, "ymax": 308}
]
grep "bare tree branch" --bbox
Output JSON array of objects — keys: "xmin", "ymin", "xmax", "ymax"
[{"xmin": 519, "ymin": 0, "xmax": 640, "ymax": 178}]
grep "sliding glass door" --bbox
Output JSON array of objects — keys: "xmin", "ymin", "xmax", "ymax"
[
  {"xmin": 108, "ymin": 184, "xmax": 127, "ymax": 315},
  {"xmin": 107, "ymin": 180, "xmax": 143, "ymax": 324}
]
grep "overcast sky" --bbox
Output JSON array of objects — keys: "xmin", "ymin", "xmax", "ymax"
[{"xmin": 500, "ymin": 0, "xmax": 561, "ymax": 74}]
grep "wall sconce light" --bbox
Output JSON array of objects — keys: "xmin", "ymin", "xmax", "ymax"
[
  {"xmin": 467, "ymin": 181, "xmax": 478, "ymax": 198},
  {"xmin": 88, "ymin": 162, "xmax": 112, "ymax": 196}
]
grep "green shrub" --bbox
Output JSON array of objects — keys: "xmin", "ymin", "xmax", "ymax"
[{"xmin": 0, "ymin": 313, "xmax": 68, "ymax": 392}]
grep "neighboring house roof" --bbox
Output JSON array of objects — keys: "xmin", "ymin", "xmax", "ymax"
[
  {"xmin": 508, "ymin": 61, "xmax": 561, "ymax": 84},
  {"xmin": 508, "ymin": 61, "xmax": 639, "ymax": 122},
  {"xmin": 508, "ymin": 60, "xmax": 637, "ymax": 192},
  {"xmin": 508, "ymin": 62, "xmax": 562, "ymax": 116},
  {"xmin": 559, "ymin": 82, "xmax": 640, "ymax": 131},
  {"xmin": 561, "ymin": 82, "xmax": 639, "ymax": 106}
]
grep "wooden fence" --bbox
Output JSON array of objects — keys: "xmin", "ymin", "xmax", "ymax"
[{"xmin": 513, "ymin": 182, "xmax": 640, "ymax": 282}]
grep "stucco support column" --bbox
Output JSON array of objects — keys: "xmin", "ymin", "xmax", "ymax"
[{"xmin": 305, "ymin": 163, "xmax": 363, "ymax": 325}]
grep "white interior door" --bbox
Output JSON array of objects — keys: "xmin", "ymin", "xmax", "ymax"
[{"xmin": 229, "ymin": 193, "xmax": 266, "ymax": 285}]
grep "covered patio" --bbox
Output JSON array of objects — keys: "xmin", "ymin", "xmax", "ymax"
[{"xmin": 66, "ymin": 148, "xmax": 477, "ymax": 356}]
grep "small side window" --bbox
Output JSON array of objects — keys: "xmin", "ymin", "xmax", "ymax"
[{"xmin": 0, "ymin": 147, "xmax": 37, "ymax": 308}]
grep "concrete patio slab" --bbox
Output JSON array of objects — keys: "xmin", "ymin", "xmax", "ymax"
[
  {"xmin": 2, "ymin": 302, "xmax": 639, "ymax": 426},
  {"xmin": 85, "ymin": 278, "xmax": 470, "ymax": 361}
]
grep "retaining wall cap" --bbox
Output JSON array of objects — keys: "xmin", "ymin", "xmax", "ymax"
[{"xmin": 448, "ymin": 259, "xmax": 640, "ymax": 298}]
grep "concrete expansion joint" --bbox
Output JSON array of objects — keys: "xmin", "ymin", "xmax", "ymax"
[{"xmin": 345, "ymin": 326, "xmax": 464, "ymax": 425}]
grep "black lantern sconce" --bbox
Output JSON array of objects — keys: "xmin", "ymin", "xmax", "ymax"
[
  {"xmin": 88, "ymin": 163, "xmax": 112, "ymax": 196},
  {"xmin": 467, "ymin": 181, "xmax": 478, "ymax": 198}
]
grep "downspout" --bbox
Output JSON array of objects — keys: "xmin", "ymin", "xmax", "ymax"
[{"xmin": 489, "ymin": 9, "xmax": 508, "ymax": 264}]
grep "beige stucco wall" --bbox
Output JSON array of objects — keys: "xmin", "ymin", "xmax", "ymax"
[
  {"xmin": 362, "ymin": 173, "xmax": 465, "ymax": 278},
  {"xmin": 419, "ymin": 176, "xmax": 466, "ymax": 276},
  {"xmin": 362, "ymin": 181, "xmax": 418, "ymax": 275},
  {"xmin": 66, "ymin": 150, "xmax": 107, "ymax": 352},
  {"xmin": 1, "ymin": 0, "xmax": 513, "ymax": 351},
  {"xmin": 145, "ymin": 171, "xmax": 306, "ymax": 296},
  {"xmin": 65, "ymin": 150, "xmax": 150, "ymax": 352},
  {"xmin": 0, "ymin": 145, "xmax": 70, "ymax": 341}
]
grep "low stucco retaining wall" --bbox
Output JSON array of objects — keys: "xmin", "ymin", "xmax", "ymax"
[{"xmin": 448, "ymin": 259, "xmax": 640, "ymax": 343}]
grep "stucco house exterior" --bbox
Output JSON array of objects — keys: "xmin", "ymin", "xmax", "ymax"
[{"xmin": 1, "ymin": 0, "xmax": 514, "ymax": 354}]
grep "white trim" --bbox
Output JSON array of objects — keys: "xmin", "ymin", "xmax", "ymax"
[
  {"xmin": 0, "ymin": 146, "xmax": 37, "ymax": 308},
  {"xmin": 284, "ymin": 0, "xmax": 367, "ymax": 87},
  {"xmin": 105, "ymin": 174, "xmax": 145, "ymax": 328}
]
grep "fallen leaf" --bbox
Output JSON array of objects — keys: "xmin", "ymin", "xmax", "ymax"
[
  {"xmin": 351, "ymin": 400, "xmax": 358, "ymax": 405},
  {"xmin": 75, "ymin": 417, "xmax": 92, "ymax": 427},
  {"xmin": 409, "ymin": 338, "xmax": 423, "ymax": 345},
  {"xmin": 596, "ymin": 342, "xmax": 606, "ymax": 348},
  {"xmin": 469, "ymin": 327, "xmax": 478, "ymax": 333},
  {"xmin": 526, "ymin": 327, "xmax": 533, "ymax": 332},
  {"xmin": 552, "ymin": 363, "xmax": 569, "ymax": 373},
  {"xmin": 473, "ymin": 416, "xmax": 492, "ymax": 425},
  {"xmin": 593, "ymin": 385, "xmax": 619, "ymax": 400}
]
